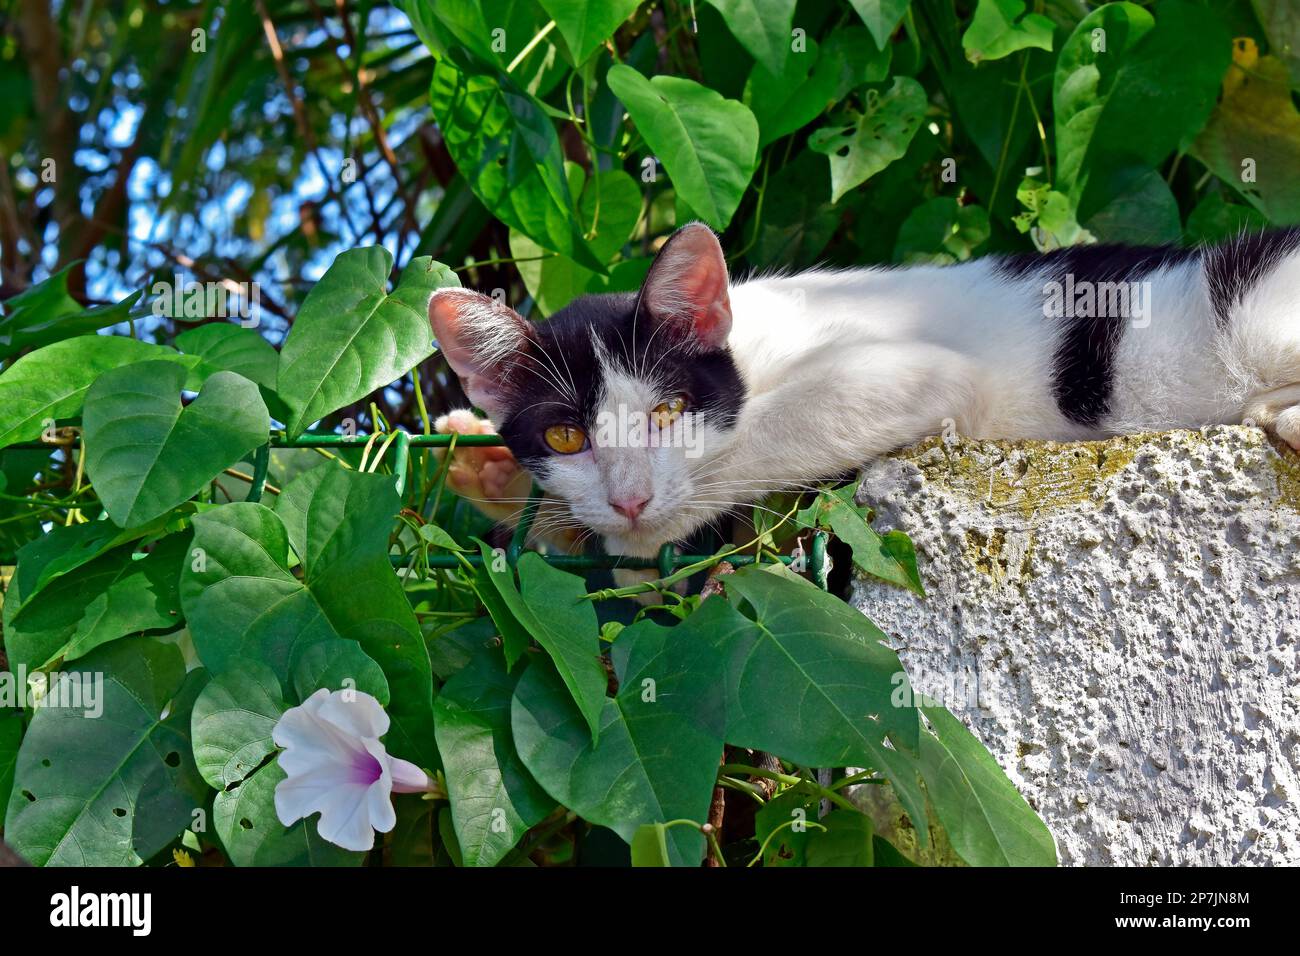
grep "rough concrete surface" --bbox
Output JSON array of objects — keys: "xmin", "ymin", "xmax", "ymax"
[{"xmin": 849, "ymin": 426, "xmax": 1300, "ymax": 866}]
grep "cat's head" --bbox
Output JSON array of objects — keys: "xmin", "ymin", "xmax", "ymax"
[{"xmin": 429, "ymin": 223, "xmax": 745, "ymax": 553}]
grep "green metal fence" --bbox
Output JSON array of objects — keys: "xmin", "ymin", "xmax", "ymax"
[{"xmin": 13, "ymin": 429, "xmax": 831, "ymax": 587}]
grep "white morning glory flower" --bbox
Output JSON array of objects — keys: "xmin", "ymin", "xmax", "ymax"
[{"xmin": 273, "ymin": 688, "xmax": 433, "ymax": 852}]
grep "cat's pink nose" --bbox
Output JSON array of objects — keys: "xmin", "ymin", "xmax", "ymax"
[{"xmin": 609, "ymin": 495, "xmax": 651, "ymax": 521}]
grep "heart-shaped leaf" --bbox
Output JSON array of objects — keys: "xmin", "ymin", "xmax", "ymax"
[
  {"xmin": 183, "ymin": 464, "xmax": 434, "ymax": 767},
  {"xmin": 481, "ymin": 547, "xmax": 607, "ymax": 743},
  {"xmin": 704, "ymin": 0, "xmax": 796, "ymax": 76},
  {"xmin": 276, "ymin": 249, "xmax": 457, "ymax": 437},
  {"xmin": 83, "ymin": 361, "xmax": 269, "ymax": 527},
  {"xmin": 606, "ymin": 64, "xmax": 759, "ymax": 229},
  {"xmin": 538, "ymin": 0, "xmax": 643, "ymax": 64},
  {"xmin": 175, "ymin": 323, "xmax": 278, "ymax": 390}
]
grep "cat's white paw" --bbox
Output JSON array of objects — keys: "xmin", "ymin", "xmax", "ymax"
[
  {"xmin": 1272, "ymin": 406, "xmax": 1300, "ymax": 452},
  {"xmin": 434, "ymin": 409, "xmax": 533, "ymax": 524}
]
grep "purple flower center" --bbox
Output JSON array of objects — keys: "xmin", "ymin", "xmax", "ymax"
[{"xmin": 350, "ymin": 749, "xmax": 383, "ymax": 786}]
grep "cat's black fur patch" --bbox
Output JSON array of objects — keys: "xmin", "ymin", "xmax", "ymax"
[
  {"xmin": 997, "ymin": 242, "xmax": 1199, "ymax": 427},
  {"xmin": 1201, "ymin": 227, "xmax": 1300, "ymax": 327},
  {"xmin": 998, "ymin": 229, "xmax": 1300, "ymax": 425},
  {"xmin": 496, "ymin": 292, "xmax": 746, "ymax": 475}
]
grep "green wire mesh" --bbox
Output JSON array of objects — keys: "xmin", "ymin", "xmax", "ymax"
[{"xmin": 11, "ymin": 430, "xmax": 830, "ymax": 587}]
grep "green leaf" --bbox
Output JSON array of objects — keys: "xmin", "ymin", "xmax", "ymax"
[
  {"xmin": 606, "ymin": 64, "xmax": 759, "ymax": 229},
  {"xmin": 894, "ymin": 197, "xmax": 991, "ymax": 264},
  {"xmin": 433, "ymin": 646, "xmax": 555, "ymax": 867},
  {"xmin": 753, "ymin": 788, "xmax": 819, "ymax": 866},
  {"xmin": 1082, "ymin": 165, "xmax": 1181, "ymax": 245},
  {"xmin": 418, "ymin": 521, "xmax": 467, "ymax": 551},
  {"xmin": 484, "ymin": 549, "xmax": 607, "ymax": 743},
  {"xmin": 629, "ymin": 822, "xmax": 673, "ymax": 866},
  {"xmin": 720, "ymin": 567, "xmax": 921, "ymax": 763},
  {"xmin": 805, "ymin": 810, "xmax": 874, "ymax": 866},
  {"xmin": 917, "ymin": 705, "xmax": 1057, "ymax": 866},
  {"xmin": 0, "ymin": 267, "xmax": 140, "ymax": 359},
  {"xmin": 511, "ymin": 164, "xmax": 643, "ymax": 314},
  {"xmin": 175, "ymin": 323, "xmax": 278, "ymax": 390},
  {"xmin": 0, "ymin": 710, "xmax": 21, "ymax": 816},
  {"xmin": 0, "ymin": 335, "xmax": 200, "ymax": 449},
  {"xmin": 538, "ymin": 0, "xmax": 643, "ymax": 64},
  {"xmin": 1184, "ymin": 191, "xmax": 1267, "ymax": 245},
  {"xmin": 3, "ymin": 637, "xmax": 209, "ymax": 866},
  {"xmin": 3, "ymin": 514, "xmax": 179, "ymax": 625},
  {"xmin": 962, "ymin": 0, "xmax": 1054, "ymax": 64},
  {"xmin": 291, "ymin": 639, "xmax": 390, "ymax": 706},
  {"xmin": 191, "ymin": 660, "xmax": 286, "ymax": 791},
  {"xmin": 5, "ymin": 531, "xmax": 188, "ymax": 674},
  {"xmin": 213, "ymin": 758, "xmax": 361, "ymax": 867},
  {"xmin": 512, "ymin": 603, "xmax": 728, "ymax": 866},
  {"xmin": 1252, "ymin": 0, "xmax": 1300, "ymax": 87},
  {"xmin": 429, "ymin": 59, "xmax": 603, "ymax": 270},
  {"xmin": 847, "ymin": 0, "xmax": 910, "ymax": 49},
  {"xmin": 805, "ymin": 486, "xmax": 924, "ymax": 595},
  {"xmin": 277, "ymin": 248, "xmax": 456, "ymax": 437},
  {"xmin": 1192, "ymin": 55, "xmax": 1300, "ymax": 222},
  {"xmin": 704, "ymin": 0, "xmax": 796, "ymax": 76},
  {"xmin": 745, "ymin": 29, "xmax": 891, "ymax": 148},
  {"xmin": 468, "ymin": 541, "xmax": 533, "ymax": 669},
  {"xmin": 808, "ymin": 76, "xmax": 926, "ymax": 202},
  {"xmin": 183, "ymin": 466, "xmax": 435, "ymax": 766},
  {"xmin": 1055, "ymin": 0, "xmax": 1230, "ymax": 215},
  {"xmin": 83, "ymin": 361, "xmax": 269, "ymax": 527}
]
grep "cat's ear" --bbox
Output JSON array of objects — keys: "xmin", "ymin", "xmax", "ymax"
[
  {"xmin": 429, "ymin": 289, "xmax": 532, "ymax": 419},
  {"xmin": 640, "ymin": 222, "xmax": 732, "ymax": 349}
]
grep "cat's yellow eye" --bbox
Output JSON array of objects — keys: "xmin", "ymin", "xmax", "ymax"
[
  {"xmin": 651, "ymin": 394, "xmax": 688, "ymax": 428},
  {"xmin": 544, "ymin": 424, "xmax": 588, "ymax": 454}
]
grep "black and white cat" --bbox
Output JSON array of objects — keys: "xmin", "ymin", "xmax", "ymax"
[{"xmin": 429, "ymin": 223, "xmax": 1300, "ymax": 559}]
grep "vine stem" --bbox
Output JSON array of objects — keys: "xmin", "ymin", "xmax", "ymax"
[{"xmin": 507, "ymin": 20, "xmax": 555, "ymax": 73}]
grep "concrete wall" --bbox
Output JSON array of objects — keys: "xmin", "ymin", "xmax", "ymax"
[{"xmin": 850, "ymin": 427, "xmax": 1300, "ymax": 865}]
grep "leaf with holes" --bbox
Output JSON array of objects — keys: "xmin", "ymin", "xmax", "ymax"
[
  {"xmin": 808, "ymin": 76, "xmax": 926, "ymax": 202},
  {"xmin": 83, "ymin": 361, "xmax": 269, "ymax": 527},
  {"xmin": 434, "ymin": 645, "xmax": 554, "ymax": 867},
  {"xmin": 277, "ymin": 248, "xmax": 456, "ymax": 437},
  {"xmin": 3, "ymin": 637, "xmax": 209, "ymax": 866},
  {"xmin": 606, "ymin": 64, "xmax": 759, "ymax": 229},
  {"xmin": 214, "ymin": 759, "xmax": 361, "ymax": 867}
]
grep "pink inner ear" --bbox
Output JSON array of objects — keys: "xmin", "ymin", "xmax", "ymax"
[
  {"xmin": 428, "ymin": 289, "xmax": 529, "ymax": 420},
  {"xmin": 644, "ymin": 224, "xmax": 733, "ymax": 349}
]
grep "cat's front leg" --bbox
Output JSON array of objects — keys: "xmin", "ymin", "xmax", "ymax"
[{"xmin": 1242, "ymin": 383, "xmax": 1300, "ymax": 451}]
